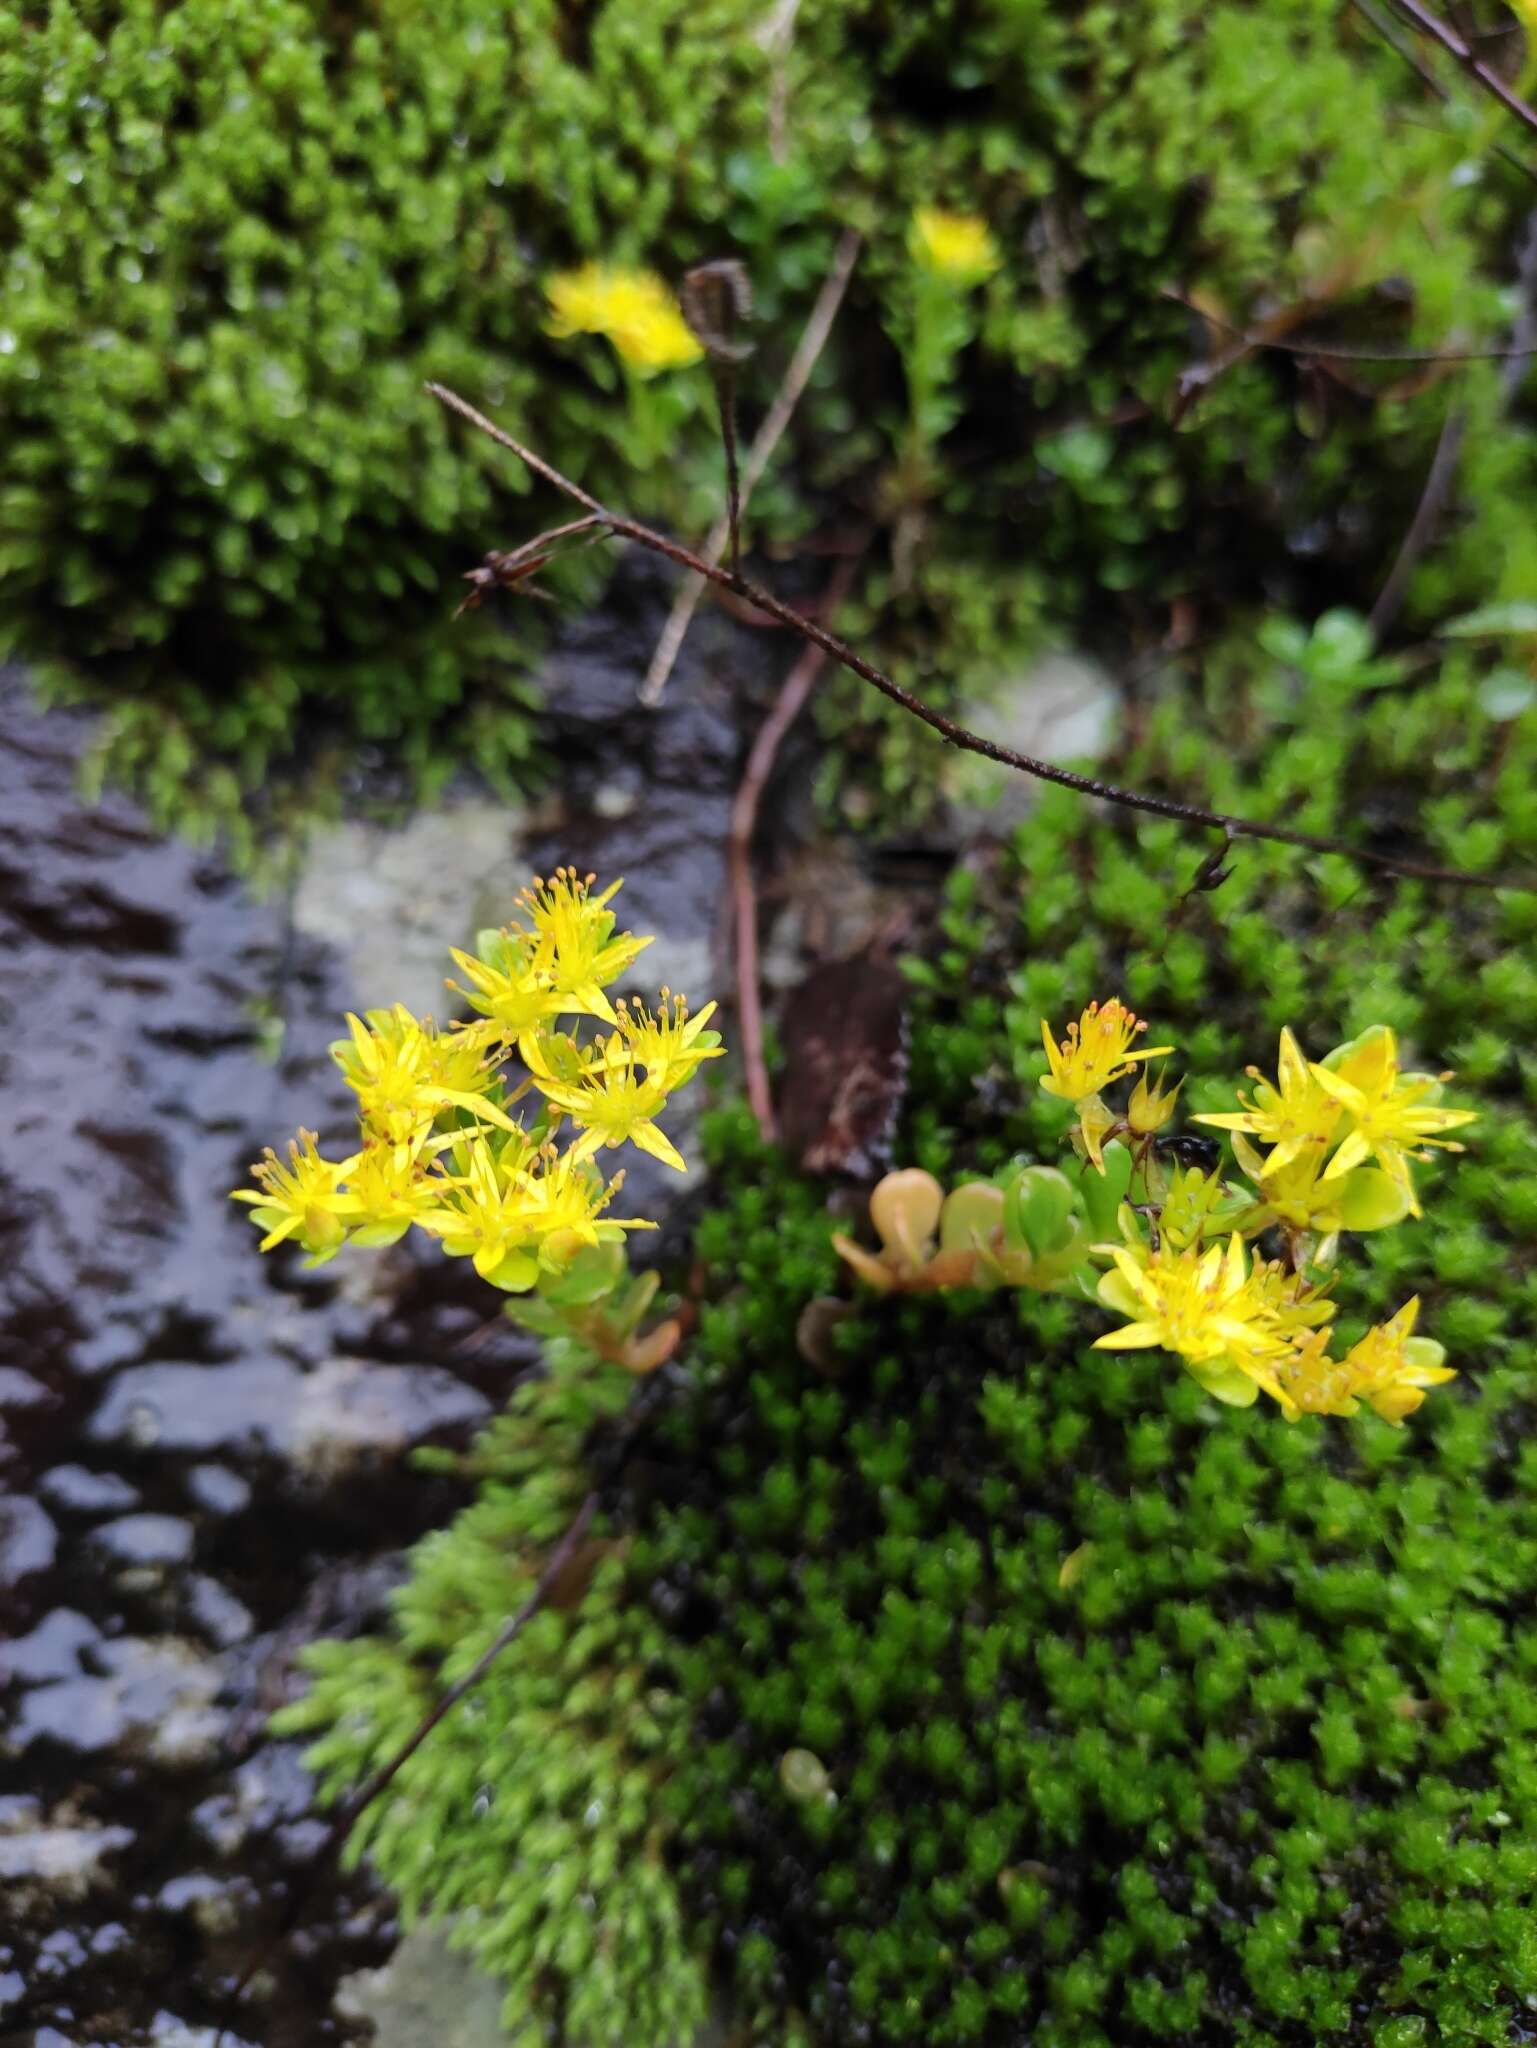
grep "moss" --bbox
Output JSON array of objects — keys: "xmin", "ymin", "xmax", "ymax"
[
  {"xmin": 4, "ymin": 0, "xmax": 1536, "ymax": 834},
  {"xmin": 273, "ymin": 1357, "xmax": 710, "ymax": 2047},
  {"xmin": 625, "ymin": 630, "xmax": 1537, "ymax": 2044},
  {"xmin": 280, "ymin": 625, "xmax": 1537, "ymax": 2044}
]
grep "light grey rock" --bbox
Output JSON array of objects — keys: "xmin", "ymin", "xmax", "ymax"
[
  {"xmin": 948, "ymin": 650, "xmax": 1120, "ymax": 833},
  {"xmin": 7, "ymin": 1634, "xmax": 224, "ymax": 1765},
  {"xmin": 288, "ymin": 1356, "xmax": 490, "ymax": 1480},
  {"xmin": 335, "ymin": 1927, "xmax": 512, "ymax": 2048},
  {"xmin": 90, "ymin": 1357, "xmax": 487, "ymax": 1474},
  {"xmin": 338, "ymin": 1924, "xmax": 731, "ymax": 2048},
  {"xmin": 291, "ymin": 800, "xmax": 532, "ymax": 1018},
  {"xmin": 0, "ymin": 1813, "xmax": 134, "ymax": 1902},
  {"xmin": 0, "ymin": 1495, "xmax": 57, "ymax": 1586}
]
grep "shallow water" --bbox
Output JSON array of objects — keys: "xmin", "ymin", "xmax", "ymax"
[{"xmin": 0, "ymin": 560, "xmax": 765, "ymax": 2045}]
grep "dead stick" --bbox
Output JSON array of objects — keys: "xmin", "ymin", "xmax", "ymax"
[
  {"xmin": 1383, "ymin": 0, "xmax": 1537, "ymax": 137},
  {"xmin": 1161, "ymin": 291, "xmax": 1537, "ymax": 364},
  {"xmin": 640, "ymin": 227, "xmax": 862, "ymax": 705},
  {"xmin": 428, "ymin": 379, "xmax": 1537, "ymax": 895},
  {"xmin": 730, "ymin": 556, "xmax": 861, "ymax": 1140},
  {"xmin": 1369, "ymin": 406, "xmax": 1467, "ymax": 639}
]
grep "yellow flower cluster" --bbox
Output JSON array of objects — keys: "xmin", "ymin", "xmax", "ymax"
[
  {"xmin": 1040, "ymin": 1000, "xmax": 1473, "ymax": 1425},
  {"xmin": 1193, "ymin": 1022, "xmax": 1475, "ymax": 1224},
  {"xmin": 232, "ymin": 872, "xmax": 722, "ymax": 1293},
  {"xmin": 545, "ymin": 264, "xmax": 703, "ymax": 374},
  {"xmin": 909, "ymin": 206, "xmax": 1002, "ymax": 284}
]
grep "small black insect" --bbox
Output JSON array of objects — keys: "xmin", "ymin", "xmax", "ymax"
[{"xmin": 1155, "ymin": 1131, "xmax": 1224, "ymax": 1175}]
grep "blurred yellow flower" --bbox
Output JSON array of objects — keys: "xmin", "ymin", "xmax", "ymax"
[
  {"xmin": 546, "ymin": 264, "xmax": 703, "ymax": 374},
  {"xmin": 910, "ymin": 207, "xmax": 1002, "ymax": 284}
]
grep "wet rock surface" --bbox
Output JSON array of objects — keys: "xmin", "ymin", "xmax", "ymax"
[
  {"xmin": 0, "ymin": 551, "xmax": 1087, "ymax": 2043},
  {"xmin": 0, "ymin": 565, "xmax": 759, "ymax": 2047}
]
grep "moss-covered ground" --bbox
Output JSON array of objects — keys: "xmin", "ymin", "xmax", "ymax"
[
  {"xmin": 282, "ymin": 628, "xmax": 1537, "ymax": 2044},
  {"xmin": 6, "ymin": 0, "xmax": 1537, "ymax": 836}
]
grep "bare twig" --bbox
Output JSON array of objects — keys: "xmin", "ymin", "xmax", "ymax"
[
  {"xmin": 1383, "ymin": 0, "xmax": 1537, "ymax": 137},
  {"xmin": 1350, "ymin": 0, "xmax": 1537, "ymax": 186},
  {"xmin": 221, "ymin": 1491, "xmax": 598, "ymax": 2033},
  {"xmin": 640, "ymin": 228, "xmax": 862, "ymax": 704},
  {"xmin": 429, "ymin": 378, "xmax": 1537, "ymax": 895},
  {"xmin": 756, "ymin": 0, "xmax": 802, "ymax": 163},
  {"xmin": 1369, "ymin": 406, "xmax": 1468, "ymax": 639},
  {"xmin": 1370, "ymin": 209, "xmax": 1537, "ymax": 638},
  {"xmin": 730, "ymin": 556, "xmax": 861, "ymax": 1140},
  {"xmin": 1162, "ymin": 290, "xmax": 1537, "ymax": 365}
]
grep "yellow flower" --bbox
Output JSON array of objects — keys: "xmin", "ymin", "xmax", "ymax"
[
  {"xmin": 1095, "ymin": 1232, "xmax": 1285, "ymax": 1404},
  {"xmin": 332, "ymin": 1005, "xmax": 515, "ymax": 1146},
  {"xmin": 1309, "ymin": 1026, "xmax": 1476, "ymax": 1218},
  {"xmin": 420, "ymin": 1135, "xmax": 646, "ymax": 1288},
  {"xmin": 910, "ymin": 207, "xmax": 1002, "ymax": 284},
  {"xmin": 1127, "ymin": 1064, "xmax": 1181, "ymax": 1136},
  {"xmin": 528, "ymin": 1027, "xmax": 686, "ymax": 1173},
  {"xmin": 1157, "ymin": 1164, "xmax": 1232, "ymax": 1250},
  {"xmin": 1339, "ymin": 1297, "xmax": 1456, "ymax": 1425},
  {"xmin": 513, "ymin": 869, "xmax": 651, "ymax": 1023},
  {"xmin": 1040, "ymin": 999, "xmax": 1173, "ymax": 1104},
  {"xmin": 1193, "ymin": 1027, "xmax": 1341, "ymax": 1177},
  {"xmin": 1248, "ymin": 1328, "xmax": 1363, "ymax": 1423},
  {"xmin": 448, "ymin": 932, "xmax": 564, "ymax": 1058},
  {"xmin": 1252, "ymin": 1299, "xmax": 1454, "ymax": 1425},
  {"xmin": 545, "ymin": 264, "xmax": 703, "ymax": 374},
  {"xmin": 615, "ymin": 990, "xmax": 724, "ymax": 1091},
  {"xmin": 342, "ymin": 1138, "xmax": 446, "ymax": 1246},
  {"xmin": 230, "ymin": 1130, "xmax": 355, "ymax": 1258},
  {"xmin": 1249, "ymin": 1256, "xmax": 1337, "ymax": 1340}
]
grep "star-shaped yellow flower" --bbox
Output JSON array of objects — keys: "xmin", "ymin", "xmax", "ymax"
[
  {"xmin": 1309, "ymin": 1026, "xmax": 1476, "ymax": 1217},
  {"xmin": 1193, "ymin": 1027, "xmax": 1342, "ymax": 1177},
  {"xmin": 1095, "ymin": 1232, "xmax": 1285, "ymax": 1391},
  {"xmin": 1040, "ymin": 999, "xmax": 1173, "ymax": 1105},
  {"xmin": 230, "ymin": 1129, "xmax": 355, "ymax": 1259},
  {"xmin": 513, "ymin": 869, "xmax": 652, "ymax": 1025}
]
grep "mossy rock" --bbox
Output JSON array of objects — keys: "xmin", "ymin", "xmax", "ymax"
[
  {"xmin": 4, "ymin": 0, "xmax": 1537, "ymax": 835},
  {"xmin": 282, "ymin": 630, "xmax": 1537, "ymax": 2043}
]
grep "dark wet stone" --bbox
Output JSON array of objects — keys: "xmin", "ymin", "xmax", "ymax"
[
  {"xmin": 4, "ymin": 1608, "xmax": 101, "ymax": 1685},
  {"xmin": 0, "ymin": 622, "xmax": 762, "ymax": 2036},
  {"xmin": 185, "ymin": 1573, "xmax": 255, "ymax": 1648},
  {"xmin": 89, "ymin": 1356, "xmax": 489, "ymax": 1471},
  {"xmin": 37, "ymin": 1465, "xmax": 141, "ymax": 1516},
  {"xmin": 182, "ymin": 1463, "xmax": 252, "ymax": 1516},
  {"xmin": 0, "ymin": 1497, "xmax": 58, "ymax": 1587},
  {"xmin": 0, "ymin": 1368, "xmax": 49, "ymax": 1411},
  {"xmin": 90, "ymin": 1514, "xmax": 195, "ymax": 1569},
  {"xmin": 9, "ymin": 1635, "xmax": 224, "ymax": 1762}
]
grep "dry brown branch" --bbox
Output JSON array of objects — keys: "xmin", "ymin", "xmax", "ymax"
[
  {"xmin": 640, "ymin": 227, "xmax": 862, "ymax": 705},
  {"xmin": 730, "ymin": 555, "xmax": 861, "ymax": 1140},
  {"xmin": 1383, "ymin": 0, "xmax": 1537, "ymax": 136},
  {"xmin": 428, "ymin": 379, "xmax": 1537, "ymax": 895}
]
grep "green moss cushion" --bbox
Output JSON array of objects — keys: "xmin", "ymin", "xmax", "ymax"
[{"xmin": 283, "ymin": 633, "xmax": 1537, "ymax": 2044}]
